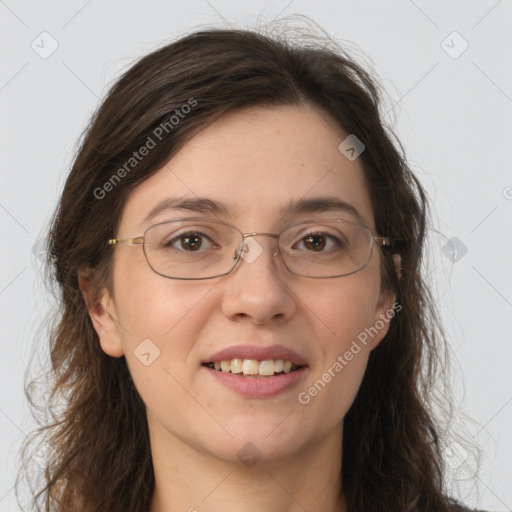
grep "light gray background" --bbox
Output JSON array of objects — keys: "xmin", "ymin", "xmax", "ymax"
[{"xmin": 1, "ymin": 1, "xmax": 511, "ymax": 511}]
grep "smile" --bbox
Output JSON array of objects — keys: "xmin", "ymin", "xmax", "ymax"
[{"xmin": 202, "ymin": 358, "xmax": 303, "ymax": 377}]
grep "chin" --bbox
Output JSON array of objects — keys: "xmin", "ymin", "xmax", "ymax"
[{"xmin": 201, "ymin": 418, "xmax": 309, "ymax": 464}]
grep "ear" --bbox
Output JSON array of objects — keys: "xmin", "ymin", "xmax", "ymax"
[
  {"xmin": 370, "ymin": 253, "xmax": 402, "ymax": 350},
  {"xmin": 78, "ymin": 268, "xmax": 124, "ymax": 358}
]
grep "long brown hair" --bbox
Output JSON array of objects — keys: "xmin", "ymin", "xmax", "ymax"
[{"xmin": 19, "ymin": 19, "xmax": 476, "ymax": 512}]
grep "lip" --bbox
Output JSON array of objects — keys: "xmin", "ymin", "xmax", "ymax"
[
  {"xmin": 201, "ymin": 365, "xmax": 309, "ymax": 398},
  {"xmin": 203, "ymin": 344, "xmax": 308, "ymax": 366}
]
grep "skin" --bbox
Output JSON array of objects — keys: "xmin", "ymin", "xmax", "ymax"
[{"xmin": 81, "ymin": 104, "xmax": 400, "ymax": 512}]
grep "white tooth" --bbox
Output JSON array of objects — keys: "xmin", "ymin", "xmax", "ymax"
[
  {"xmin": 230, "ymin": 358, "xmax": 243, "ymax": 374},
  {"xmin": 259, "ymin": 359, "xmax": 275, "ymax": 376},
  {"xmin": 274, "ymin": 359, "xmax": 284, "ymax": 373},
  {"xmin": 242, "ymin": 359, "xmax": 259, "ymax": 375},
  {"xmin": 210, "ymin": 358, "xmax": 296, "ymax": 375}
]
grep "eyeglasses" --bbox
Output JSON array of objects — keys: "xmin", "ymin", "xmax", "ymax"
[{"xmin": 108, "ymin": 217, "xmax": 392, "ymax": 280}]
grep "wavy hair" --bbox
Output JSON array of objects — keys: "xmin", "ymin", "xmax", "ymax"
[{"xmin": 18, "ymin": 19, "xmax": 477, "ymax": 512}]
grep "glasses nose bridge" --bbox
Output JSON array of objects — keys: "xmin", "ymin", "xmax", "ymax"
[
  {"xmin": 242, "ymin": 231, "xmax": 279, "ymax": 240},
  {"xmin": 242, "ymin": 231, "xmax": 280, "ymax": 245},
  {"xmin": 239, "ymin": 231, "xmax": 280, "ymax": 258}
]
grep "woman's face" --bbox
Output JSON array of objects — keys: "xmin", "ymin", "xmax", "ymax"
[{"xmin": 88, "ymin": 104, "xmax": 398, "ymax": 466}]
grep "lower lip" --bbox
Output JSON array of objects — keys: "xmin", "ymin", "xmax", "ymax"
[{"xmin": 201, "ymin": 365, "xmax": 309, "ymax": 398}]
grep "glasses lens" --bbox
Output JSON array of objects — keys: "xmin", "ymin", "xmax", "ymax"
[
  {"xmin": 279, "ymin": 218, "xmax": 373, "ymax": 278},
  {"xmin": 144, "ymin": 219, "xmax": 241, "ymax": 279}
]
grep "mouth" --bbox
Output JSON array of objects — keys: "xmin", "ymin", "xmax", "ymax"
[{"xmin": 201, "ymin": 359, "xmax": 306, "ymax": 378}]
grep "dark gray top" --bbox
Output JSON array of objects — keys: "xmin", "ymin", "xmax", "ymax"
[{"xmin": 450, "ymin": 502, "xmax": 487, "ymax": 512}]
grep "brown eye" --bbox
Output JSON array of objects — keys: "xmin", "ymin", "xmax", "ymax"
[
  {"xmin": 294, "ymin": 231, "xmax": 342, "ymax": 252},
  {"xmin": 180, "ymin": 234, "xmax": 202, "ymax": 251},
  {"xmin": 163, "ymin": 231, "xmax": 217, "ymax": 252},
  {"xmin": 303, "ymin": 234, "xmax": 326, "ymax": 251}
]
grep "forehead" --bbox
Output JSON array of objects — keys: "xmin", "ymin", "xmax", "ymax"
[{"xmin": 119, "ymin": 104, "xmax": 376, "ymax": 232}]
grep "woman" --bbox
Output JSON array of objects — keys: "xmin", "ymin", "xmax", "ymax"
[{"xmin": 20, "ymin": 23, "xmax": 485, "ymax": 512}]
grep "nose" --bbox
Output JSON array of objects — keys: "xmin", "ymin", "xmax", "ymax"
[{"xmin": 220, "ymin": 234, "xmax": 296, "ymax": 325}]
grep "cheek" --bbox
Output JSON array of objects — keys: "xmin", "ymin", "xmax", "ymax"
[
  {"xmin": 113, "ymin": 253, "xmax": 213, "ymax": 343},
  {"xmin": 298, "ymin": 274, "xmax": 379, "ymax": 415},
  {"xmin": 311, "ymin": 273, "xmax": 380, "ymax": 352},
  {"xmin": 117, "ymin": 278, "xmax": 215, "ymax": 422},
  {"xmin": 111, "ymin": 258, "xmax": 219, "ymax": 403}
]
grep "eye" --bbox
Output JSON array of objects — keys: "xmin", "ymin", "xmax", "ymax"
[
  {"xmin": 293, "ymin": 231, "xmax": 343, "ymax": 252},
  {"xmin": 164, "ymin": 231, "xmax": 219, "ymax": 252}
]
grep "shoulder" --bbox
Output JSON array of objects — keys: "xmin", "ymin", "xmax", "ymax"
[{"xmin": 448, "ymin": 502, "xmax": 488, "ymax": 512}]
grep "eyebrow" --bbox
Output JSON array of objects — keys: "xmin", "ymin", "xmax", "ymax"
[
  {"xmin": 141, "ymin": 197, "xmax": 230, "ymax": 227},
  {"xmin": 280, "ymin": 196, "xmax": 368, "ymax": 226},
  {"xmin": 141, "ymin": 195, "xmax": 369, "ymax": 228}
]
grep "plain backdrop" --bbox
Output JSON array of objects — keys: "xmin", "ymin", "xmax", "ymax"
[{"xmin": 1, "ymin": 1, "xmax": 511, "ymax": 511}]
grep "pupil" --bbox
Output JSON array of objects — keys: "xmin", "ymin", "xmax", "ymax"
[
  {"xmin": 182, "ymin": 235, "xmax": 201, "ymax": 250},
  {"xmin": 305, "ymin": 235, "xmax": 325, "ymax": 251}
]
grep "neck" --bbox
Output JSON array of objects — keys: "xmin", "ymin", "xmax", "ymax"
[{"xmin": 148, "ymin": 423, "xmax": 347, "ymax": 512}]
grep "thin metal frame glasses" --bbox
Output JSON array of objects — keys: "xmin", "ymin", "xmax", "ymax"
[{"xmin": 108, "ymin": 216, "xmax": 392, "ymax": 280}]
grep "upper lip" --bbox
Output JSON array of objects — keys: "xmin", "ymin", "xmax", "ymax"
[{"xmin": 203, "ymin": 344, "xmax": 308, "ymax": 366}]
